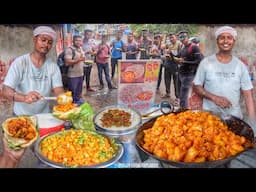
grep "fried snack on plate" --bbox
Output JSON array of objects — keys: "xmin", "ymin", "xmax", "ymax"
[
  {"xmin": 52, "ymin": 103, "xmax": 80, "ymax": 120},
  {"xmin": 2, "ymin": 116, "xmax": 38, "ymax": 150},
  {"xmin": 52, "ymin": 91, "xmax": 80, "ymax": 120}
]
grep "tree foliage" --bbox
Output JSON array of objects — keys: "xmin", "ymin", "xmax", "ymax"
[
  {"xmin": 72, "ymin": 23, "xmax": 199, "ymax": 38},
  {"xmin": 129, "ymin": 24, "xmax": 199, "ymax": 36},
  {"xmin": 73, "ymin": 24, "xmax": 87, "ymax": 33}
]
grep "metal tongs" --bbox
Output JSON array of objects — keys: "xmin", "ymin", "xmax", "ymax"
[{"xmin": 141, "ymin": 101, "xmax": 174, "ymax": 118}]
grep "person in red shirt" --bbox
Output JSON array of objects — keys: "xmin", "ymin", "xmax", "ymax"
[{"xmin": 95, "ymin": 35, "xmax": 116, "ymax": 90}]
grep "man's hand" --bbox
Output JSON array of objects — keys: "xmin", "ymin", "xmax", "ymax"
[
  {"xmin": 213, "ymin": 95, "xmax": 232, "ymax": 108},
  {"xmin": 0, "ymin": 136, "xmax": 26, "ymax": 168},
  {"xmin": 24, "ymin": 91, "xmax": 43, "ymax": 104},
  {"xmin": 177, "ymin": 58, "xmax": 184, "ymax": 64}
]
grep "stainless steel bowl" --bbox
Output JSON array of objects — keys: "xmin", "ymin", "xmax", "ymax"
[
  {"xmin": 93, "ymin": 105, "xmax": 142, "ymax": 139},
  {"xmin": 136, "ymin": 111, "xmax": 255, "ymax": 168},
  {"xmin": 34, "ymin": 129, "xmax": 124, "ymax": 168}
]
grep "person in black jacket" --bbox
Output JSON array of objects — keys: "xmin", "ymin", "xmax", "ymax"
[
  {"xmin": 176, "ymin": 31, "xmax": 202, "ymax": 109},
  {"xmin": 162, "ymin": 33, "xmax": 181, "ymax": 101}
]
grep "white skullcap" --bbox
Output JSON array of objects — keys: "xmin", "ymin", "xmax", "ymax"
[
  {"xmin": 33, "ymin": 26, "xmax": 57, "ymax": 41},
  {"xmin": 215, "ymin": 26, "xmax": 237, "ymax": 40}
]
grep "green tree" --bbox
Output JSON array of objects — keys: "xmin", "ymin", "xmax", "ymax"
[
  {"xmin": 73, "ymin": 24, "xmax": 88, "ymax": 33},
  {"xmin": 129, "ymin": 24, "xmax": 199, "ymax": 36}
]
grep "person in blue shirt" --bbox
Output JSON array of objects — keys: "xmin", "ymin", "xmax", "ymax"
[{"xmin": 110, "ymin": 31, "xmax": 125, "ymax": 82}]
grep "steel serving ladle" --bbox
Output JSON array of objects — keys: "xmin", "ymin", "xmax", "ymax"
[
  {"xmin": 42, "ymin": 92, "xmax": 73, "ymax": 105},
  {"xmin": 141, "ymin": 101, "xmax": 174, "ymax": 118}
]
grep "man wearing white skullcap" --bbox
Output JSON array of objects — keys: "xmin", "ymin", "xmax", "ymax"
[
  {"xmin": 193, "ymin": 26, "xmax": 256, "ymax": 133},
  {"xmin": 3, "ymin": 25, "xmax": 64, "ymax": 116},
  {"xmin": 33, "ymin": 26, "xmax": 57, "ymax": 41},
  {"xmin": 215, "ymin": 26, "xmax": 237, "ymax": 40}
]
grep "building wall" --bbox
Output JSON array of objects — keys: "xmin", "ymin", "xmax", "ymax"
[
  {"xmin": 198, "ymin": 25, "xmax": 256, "ymax": 67},
  {"xmin": 0, "ymin": 25, "xmax": 57, "ymax": 62}
]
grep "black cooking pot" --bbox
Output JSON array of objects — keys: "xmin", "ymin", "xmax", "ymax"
[{"xmin": 135, "ymin": 111, "xmax": 255, "ymax": 168}]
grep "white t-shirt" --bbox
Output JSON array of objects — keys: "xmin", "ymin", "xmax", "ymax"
[
  {"xmin": 193, "ymin": 54, "xmax": 253, "ymax": 119},
  {"xmin": 4, "ymin": 54, "xmax": 63, "ymax": 116}
]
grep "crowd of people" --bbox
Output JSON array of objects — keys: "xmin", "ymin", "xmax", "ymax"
[{"xmin": 0, "ymin": 25, "xmax": 256, "ymax": 168}]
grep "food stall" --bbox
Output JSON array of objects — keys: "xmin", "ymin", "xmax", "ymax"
[{"xmin": 1, "ymin": 59, "xmax": 256, "ymax": 168}]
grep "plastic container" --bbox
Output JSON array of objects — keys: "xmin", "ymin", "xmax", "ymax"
[{"xmin": 35, "ymin": 113, "xmax": 65, "ymax": 137}]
